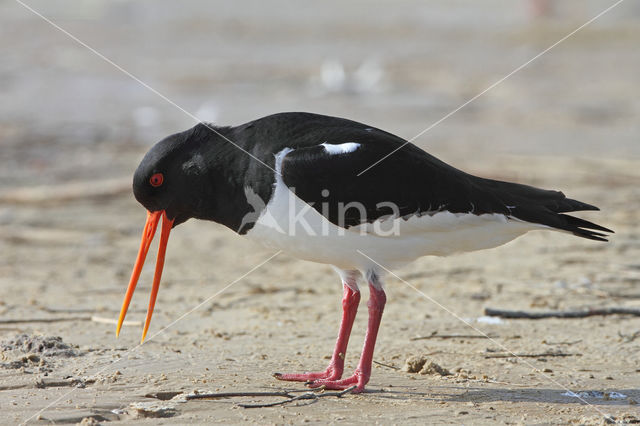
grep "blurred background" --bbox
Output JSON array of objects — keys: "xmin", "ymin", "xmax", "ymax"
[
  {"xmin": 1, "ymin": 0, "xmax": 639, "ymax": 190},
  {"xmin": 1, "ymin": 0, "xmax": 639, "ymax": 318}
]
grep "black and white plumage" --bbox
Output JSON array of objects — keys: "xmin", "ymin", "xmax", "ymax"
[{"xmin": 119, "ymin": 112, "xmax": 612, "ymax": 392}]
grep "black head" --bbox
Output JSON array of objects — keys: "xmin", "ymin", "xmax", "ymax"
[
  {"xmin": 118, "ymin": 122, "xmax": 232, "ymax": 343},
  {"xmin": 133, "ymin": 123, "xmax": 221, "ymax": 227}
]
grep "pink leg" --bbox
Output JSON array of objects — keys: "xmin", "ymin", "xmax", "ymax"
[
  {"xmin": 308, "ymin": 282, "xmax": 386, "ymax": 393},
  {"xmin": 274, "ymin": 283, "xmax": 361, "ymax": 382}
]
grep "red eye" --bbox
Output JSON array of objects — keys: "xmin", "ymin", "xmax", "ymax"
[{"xmin": 149, "ymin": 173, "xmax": 164, "ymax": 187}]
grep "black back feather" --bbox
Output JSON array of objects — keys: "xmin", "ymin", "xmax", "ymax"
[{"xmin": 263, "ymin": 113, "xmax": 614, "ymax": 241}]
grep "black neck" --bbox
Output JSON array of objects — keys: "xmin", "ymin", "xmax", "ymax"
[{"xmin": 183, "ymin": 123, "xmax": 272, "ymax": 234}]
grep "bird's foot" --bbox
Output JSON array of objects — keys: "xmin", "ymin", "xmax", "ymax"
[
  {"xmin": 273, "ymin": 367, "xmax": 341, "ymax": 383},
  {"xmin": 306, "ymin": 370, "xmax": 368, "ymax": 393}
]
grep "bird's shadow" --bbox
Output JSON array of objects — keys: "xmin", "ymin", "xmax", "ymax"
[{"xmin": 363, "ymin": 384, "xmax": 638, "ymax": 407}]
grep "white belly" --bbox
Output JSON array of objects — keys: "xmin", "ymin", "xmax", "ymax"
[{"xmin": 244, "ymin": 179, "xmax": 539, "ymax": 272}]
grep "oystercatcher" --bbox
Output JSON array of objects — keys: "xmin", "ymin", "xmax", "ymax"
[{"xmin": 116, "ymin": 112, "xmax": 612, "ymax": 392}]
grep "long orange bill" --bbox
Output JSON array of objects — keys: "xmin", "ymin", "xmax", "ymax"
[
  {"xmin": 116, "ymin": 210, "xmax": 174, "ymax": 344},
  {"xmin": 140, "ymin": 211, "xmax": 173, "ymax": 343}
]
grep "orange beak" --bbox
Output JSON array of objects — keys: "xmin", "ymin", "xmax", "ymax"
[{"xmin": 116, "ymin": 210, "xmax": 174, "ymax": 343}]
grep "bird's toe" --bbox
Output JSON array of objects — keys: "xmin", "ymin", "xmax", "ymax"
[
  {"xmin": 306, "ymin": 374, "xmax": 364, "ymax": 392},
  {"xmin": 273, "ymin": 370, "xmax": 338, "ymax": 382}
]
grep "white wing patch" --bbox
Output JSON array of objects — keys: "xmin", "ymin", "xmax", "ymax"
[{"xmin": 321, "ymin": 142, "xmax": 360, "ymax": 155}]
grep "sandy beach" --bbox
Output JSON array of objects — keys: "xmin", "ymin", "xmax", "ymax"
[{"xmin": 1, "ymin": 1, "xmax": 639, "ymax": 424}]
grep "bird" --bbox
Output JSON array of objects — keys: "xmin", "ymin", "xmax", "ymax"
[{"xmin": 115, "ymin": 112, "xmax": 612, "ymax": 393}]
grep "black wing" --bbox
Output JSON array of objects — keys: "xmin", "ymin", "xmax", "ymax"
[{"xmin": 280, "ymin": 128, "xmax": 613, "ymax": 241}]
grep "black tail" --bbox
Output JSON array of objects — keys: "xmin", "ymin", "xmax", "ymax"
[
  {"xmin": 476, "ymin": 179, "xmax": 614, "ymax": 242},
  {"xmin": 514, "ymin": 202, "xmax": 613, "ymax": 242}
]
